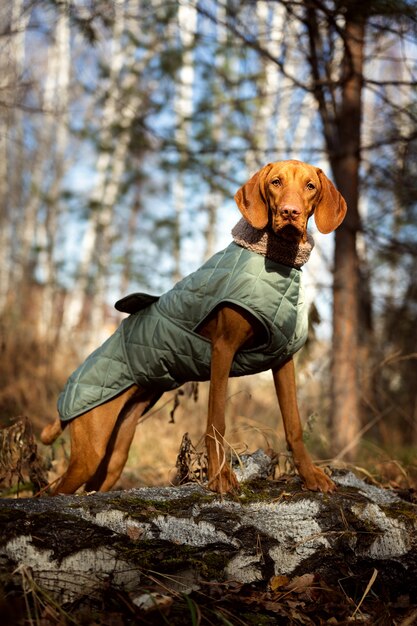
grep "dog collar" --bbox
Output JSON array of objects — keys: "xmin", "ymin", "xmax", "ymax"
[{"xmin": 231, "ymin": 218, "xmax": 314, "ymax": 269}]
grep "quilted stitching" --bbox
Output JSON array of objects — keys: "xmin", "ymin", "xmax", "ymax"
[{"xmin": 58, "ymin": 243, "xmax": 308, "ymax": 421}]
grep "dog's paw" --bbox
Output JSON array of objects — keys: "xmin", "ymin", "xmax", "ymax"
[{"xmin": 300, "ymin": 465, "xmax": 336, "ymax": 493}]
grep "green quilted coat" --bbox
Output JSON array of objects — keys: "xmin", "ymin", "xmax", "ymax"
[{"xmin": 58, "ymin": 242, "xmax": 308, "ymax": 421}]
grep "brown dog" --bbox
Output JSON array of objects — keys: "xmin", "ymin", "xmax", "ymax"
[{"xmin": 41, "ymin": 160, "xmax": 346, "ymax": 495}]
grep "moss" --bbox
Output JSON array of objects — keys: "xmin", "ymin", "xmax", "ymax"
[
  {"xmin": 199, "ymin": 549, "xmax": 232, "ymax": 580},
  {"xmin": 381, "ymin": 503, "xmax": 417, "ymax": 523},
  {"xmin": 113, "ymin": 537, "xmax": 235, "ymax": 581},
  {"xmin": 0, "ymin": 482, "xmax": 35, "ymax": 498},
  {"xmin": 236, "ymin": 481, "xmax": 271, "ymax": 503},
  {"xmin": 92, "ymin": 490, "xmax": 218, "ymax": 520},
  {"xmin": 194, "ymin": 505, "xmax": 240, "ymax": 533}
]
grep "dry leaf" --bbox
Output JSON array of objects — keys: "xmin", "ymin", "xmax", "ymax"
[
  {"xmin": 269, "ymin": 575, "xmax": 290, "ymax": 591},
  {"xmin": 286, "ymin": 573, "xmax": 316, "ymax": 593}
]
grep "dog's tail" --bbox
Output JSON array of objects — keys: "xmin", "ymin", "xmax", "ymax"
[{"xmin": 40, "ymin": 418, "xmax": 66, "ymax": 445}]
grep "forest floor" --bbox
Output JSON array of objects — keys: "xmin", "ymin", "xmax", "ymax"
[
  {"xmin": 1, "ymin": 417, "xmax": 417, "ymax": 626},
  {"xmin": 2, "ymin": 554, "xmax": 417, "ymax": 625}
]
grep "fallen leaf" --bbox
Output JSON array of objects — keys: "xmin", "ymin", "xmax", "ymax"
[
  {"xmin": 286, "ymin": 573, "xmax": 316, "ymax": 593},
  {"xmin": 126, "ymin": 524, "xmax": 143, "ymax": 540},
  {"xmin": 270, "ymin": 575, "xmax": 290, "ymax": 591},
  {"xmin": 132, "ymin": 592, "xmax": 173, "ymax": 614}
]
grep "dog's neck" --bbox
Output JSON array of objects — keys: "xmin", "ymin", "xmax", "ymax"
[{"xmin": 231, "ymin": 218, "xmax": 314, "ymax": 269}]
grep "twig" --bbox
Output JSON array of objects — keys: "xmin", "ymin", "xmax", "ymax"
[{"xmin": 351, "ymin": 568, "xmax": 378, "ymax": 619}]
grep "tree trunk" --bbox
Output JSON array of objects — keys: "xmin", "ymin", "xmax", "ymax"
[
  {"xmin": 329, "ymin": 14, "xmax": 365, "ymax": 459},
  {"xmin": 306, "ymin": 7, "xmax": 366, "ymax": 458},
  {"xmin": 0, "ymin": 0, "xmax": 30, "ymax": 314},
  {"xmin": 172, "ymin": 1, "xmax": 197, "ymax": 281},
  {"xmin": 60, "ymin": 0, "xmax": 127, "ymax": 339},
  {"xmin": 37, "ymin": 0, "xmax": 70, "ymax": 344},
  {"xmin": 1, "ymin": 463, "xmax": 416, "ymax": 606}
]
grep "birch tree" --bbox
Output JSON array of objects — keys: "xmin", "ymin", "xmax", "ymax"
[
  {"xmin": 62, "ymin": 1, "xmax": 156, "ymax": 339},
  {"xmin": 202, "ymin": 0, "xmax": 227, "ymax": 261},
  {"xmin": 172, "ymin": 1, "xmax": 197, "ymax": 281},
  {"xmin": 36, "ymin": 0, "xmax": 71, "ymax": 341},
  {"xmin": 61, "ymin": 0, "xmax": 127, "ymax": 337},
  {"xmin": 0, "ymin": 1, "xmax": 30, "ymax": 313},
  {"xmin": 15, "ymin": 6, "xmax": 69, "ymax": 295}
]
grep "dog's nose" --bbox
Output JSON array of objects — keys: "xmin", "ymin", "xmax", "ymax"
[{"xmin": 280, "ymin": 205, "xmax": 301, "ymax": 220}]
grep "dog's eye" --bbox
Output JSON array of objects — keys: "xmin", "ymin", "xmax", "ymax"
[
  {"xmin": 271, "ymin": 178, "xmax": 281, "ymax": 187},
  {"xmin": 306, "ymin": 182, "xmax": 316, "ymax": 190}
]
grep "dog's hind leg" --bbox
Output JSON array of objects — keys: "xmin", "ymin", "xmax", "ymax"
[
  {"xmin": 52, "ymin": 386, "xmax": 140, "ymax": 494},
  {"xmin": 85, "ymin": 391, "xmax": 157, "ymax": 492}
]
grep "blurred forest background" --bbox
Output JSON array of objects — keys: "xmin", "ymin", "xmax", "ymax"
[{"xmin": 1, "ymin": 0, "xmax": 416, "ymax": 491}]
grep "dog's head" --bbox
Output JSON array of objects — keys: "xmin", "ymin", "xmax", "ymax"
[{"xmin": 234, "ymin": 160, "xmax": 347, "ymax": 242}]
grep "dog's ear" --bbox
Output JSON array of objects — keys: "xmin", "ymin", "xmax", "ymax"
[
  {"xmin": 314, "ymin": 169, "xmax": 347, "ymax": 234},
  {"xmin": 234, "ymin": 163, "xmax": 273, "ymax": 229}
]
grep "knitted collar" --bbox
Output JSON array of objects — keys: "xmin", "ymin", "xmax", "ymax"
[{"xmin": 231, "ymin": 218, "xmax": 314, "ymax": 269}]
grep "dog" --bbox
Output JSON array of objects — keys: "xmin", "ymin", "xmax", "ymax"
[{"xmin": 41, "ymin": 160, "xmax": 346, "ymax": 495}]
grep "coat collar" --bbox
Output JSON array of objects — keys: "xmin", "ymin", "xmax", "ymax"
[{"xmin": 231, "ymin": 218, "xmax": 314, "ymax": 269}]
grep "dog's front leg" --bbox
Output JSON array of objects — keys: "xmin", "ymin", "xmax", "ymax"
[
  {"xmin": 206, "ymin": 334, "xmax": 240, "ymax": 494},
  {"xmin": 272, "ymin": 358, "xmax": 335, "ymax": 492},
  {"xmin": 202, "ymin": 306, "xmax": 256, "ymax": 494}
]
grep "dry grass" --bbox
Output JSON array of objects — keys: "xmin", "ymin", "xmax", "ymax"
[
  {"xmin": 0, "ymin": 319, "xmax": 76, "ymax": 430},
  {"xmin": 1, "ymin": 318, "xmax": 416, "ymax": 494}
]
